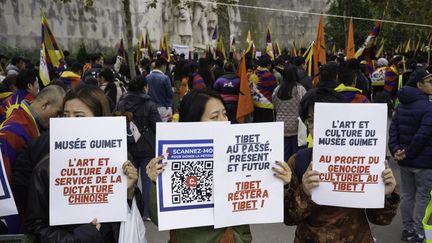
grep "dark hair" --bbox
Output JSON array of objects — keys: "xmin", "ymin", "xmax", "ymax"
[
  {"xmin": 277, "ymin": 65, "xmax": 299, "ymax": 100},
  {"xmin": 179, "ymin": 89, "xmax": 225, "ymax": 122},
  {"xmin": 294, "ymin": 56, "xmax": 306, "ymax": 67},
  {"xmin": 10, "ymin": 56, "xmax": 24, "ymax": 65},
  {"xmin": 99, "ymin": 68, "xmax": 118, "ymax": 105},
  {"xmin": 128, "ymin": 75, "xmax": 147, "ymax": 92},
  {"xmin": 346, "ymin": 58, "xmax": 360, "ymax": 71},
  {"xmin": 90, "ymin": 53, "xmax": 103, "ymax": 63},
  {"xmin": 258, "ymin": 57, "xmax": 272, "ymax": 68},
  {"xmin": 63, "ymin": 85, "xmax": 111, "ymax": 117},
  {"xmin": 70, "ymin": 62, "xmax": 83, "ymax": 73},
  {"xmin": 16, "ymin": 69, "xmax": 37, "ymax": 90},
  {"xmin": 318, "ymin": 63, "xmax": 338, "ymax": 88},
  {"xmin": 338, "ymin": 63, "xmax": 357, "ymax": 86},
  {"xmin": 155, "ymin": 58, "xmax": 168, "ymax": 68},
  {"xmin": 299, "ymin": 88, "xmax": 345, "ymax": 122},
  {"xmin": 2, "ymin": 74, "xmax": 17, "ymax": 91},
  {"xmin": 84, "ymin": 77, "xmax": 99, "ymax": 87},
  {"xmin": 198, "ymin": 58, "xmax": 214, "ymax": 87},
  {"xmin": 223, "ymin": 61, "xmax": 235, "ymax": 73}
]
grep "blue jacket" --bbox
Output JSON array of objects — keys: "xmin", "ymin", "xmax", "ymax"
[
  {"xmin": 146, "ymin": 70, "xmax": 173, "ymax": 107},
  {"xmin": 389, "ymin": 86, "xmax": 432, "ymax": 168}
]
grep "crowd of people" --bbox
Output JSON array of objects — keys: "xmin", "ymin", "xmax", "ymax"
[{"xmin": 0, "ymin": 44, "xmax": 431, "ymax": 242}]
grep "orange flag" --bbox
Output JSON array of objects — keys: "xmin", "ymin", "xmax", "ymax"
[
  {"xmin": 313, "ymin": 16, "xmax": 326, "ymax": 86},
  {"xmin": 346, "ymin": 18, "xmax": 355, "ymax": 59},
  {"xmin": 236, "ymin": 56, "xmax": 254, "ymax": 123}
]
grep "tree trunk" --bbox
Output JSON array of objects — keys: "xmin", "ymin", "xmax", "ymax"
[
  {"xmin": 217, "ymin": 0, "xmax": 230, "ymax": 55},
  {"xmin": 123, "ymin": 0, "xmax": 136, "ymax": 78}
]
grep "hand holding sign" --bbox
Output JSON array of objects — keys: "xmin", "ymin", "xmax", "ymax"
[
  {"xmin": 302, "ymin": 163, "xmax": 320, "ymax": 196},
  {"xmin": 382, "ymin": 161, "xmax": 396, "ymax": 196},
  {"xmin": 272, "ymin": 161, "xmax": 292, "ymax": 185},
  {"xmin": 123, "ymin": 161, "xmax": 138, "ymax": 200},
  {"xmin": 146, "ymin": 156, "xmax": 167, "ymax": 182}
]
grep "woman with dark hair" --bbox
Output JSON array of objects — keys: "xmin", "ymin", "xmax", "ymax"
[
  {"xmin": 25, "ymin": 85, "xmax": 144, "ymax": 243},
  {"xmin": 284, "ymin": 87, "xmax": 399, "ymax": 243},
  {"xmin": 272, "ymin": 64, "xmax": 306, "ymax": 161},
  {"xmin": 98, "ymin": 68, "xmax": 125, "ymax": 107},
  {"xmin": 198, "ymin": 58, "xmax": 215, "ymax": 87},
  {"xmin": 146, "ymin": 89, "xmax": 292, "ymax": 242}
]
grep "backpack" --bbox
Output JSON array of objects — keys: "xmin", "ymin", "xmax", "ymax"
[{"xmin": 114, "ymin": 95, "xmax": 156, "ymax": 159}]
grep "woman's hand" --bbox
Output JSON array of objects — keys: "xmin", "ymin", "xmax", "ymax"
[
  {"xmin": 146, "ymin": 156, "xmax": 167, "ymax": 182},
  {"xmin": 122, "ymin": 160, "xmax": 138, "ymax": 199},
  {"xmin": 272, "ymin": 160, "xmax": 292, "ymax": 185},
  {"xmin": 90, "ymin": 218, "xmax": 101, "ymax": 231},
  {"xmin": 383, "ymin": 160, "xmax": 396, "ymax": 196},
  {"xmin": 302, "ymin": 163, "xmax": 320, "ymax": 196}
]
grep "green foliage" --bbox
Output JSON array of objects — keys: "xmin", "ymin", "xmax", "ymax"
[
  {"xmin": 0, "ymin": 45, "xmax": 39, "ymax": 63},
  {"xmin": 75, "ymin": 42, "xmax": 88, "ymax": 63},
  {"xmin": 326, "ymin": 0, "xmax": 432, "ymax": 53}
]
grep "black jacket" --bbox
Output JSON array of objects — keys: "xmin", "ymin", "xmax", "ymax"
[{"xmin": 115, "ymin": 92, "xmax": 161, "ymax": 159}]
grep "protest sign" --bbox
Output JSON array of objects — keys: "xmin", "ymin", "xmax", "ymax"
[
  {"xmin": 172, "ymin": 44, "xmax": 190, "ymax": 57},
  {"xmin": 213, "ymin": 122, "xmax": 284, "ymax": 228},
  {"xmin": 312, "ymin": 103, "xmax": 387, "ymax": 208},
  {"xmin": 49, "ymin": 117, "xmax": 127, "ymax": 225},
  {"xmin": 0, "ymin": 150, "xmax": 18, "ymax": 217},
  {"xmin": 156, "ymin": 122, "xmax": 229, "ymax": 231}
]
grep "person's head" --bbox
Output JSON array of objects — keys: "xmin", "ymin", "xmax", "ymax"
[
  {"xmin": 10, "ymin": 56, "xmax": 25, "ymax": 70},
  {"xmin": 179, "ymin": 89, "xmax": 227, "ymax": 122},
  {"xmin": 299, "ymin": 88, "xmax": 344, "ymax": 136},
  {"xmin": 223, "ymin": 61, "xmax": 235, "ymax": 73},
  {"xmin": 1, "ymin": 74, "xmax": 17, "ymax": 92},
  {"xmin": 155, "ymin": 58, "xmax": 168, "ymax": 72},
  {"xmin": 16, "ymin": 69, "xmax": 39, "ymax": 96},
  {"xmin": 407, "ymin": 69, "xmax": 432, "ymax": 95},
  {"xmin": 346, "ymin": 58, "xmax": 360, "ymax": 71},
  {"xmin": 337, "ymin": 63, "xmax": 357, "ymax": 87},
  {"xmin": 98, "ymin": 68, "xmax": 114, "ymax": 85},
  {"xmin": 128, "ymin": 75, "xmax": 147, "ymax": 93},
  {"xmin": 70, "ymin": 62, "xmax": 83, "ymax": 76},
  {"xmin": 91, "ymin": 53, "xmax": 104, "ymax": 65},
  {"xmin": 84, "ymin": 77, "xmax": 99, "ymax": 87},
  {"xmin": 63, "ymin": 85, "xmax": 111, "ymax": 117},
  {"xmin": 31, "ymin": 85, "xmax": 66, "ymax": 128},
  {"xmin": 258, "ymin": 57, "xmax": 272, "ymax": 69},
  {"xmin": 294, "ymin": 56, "xmax": 306, "ymax": 70},
  {"xmin": 318, "ymin": 62, "xmax": 338, "ymax": 88},
  {"xmin": 377, "ymin": 58, "xmax": 388, "ymax": 68},
  {"xmin": 277, "ymin": 64, "xmax": 299, "ymax": 100}
]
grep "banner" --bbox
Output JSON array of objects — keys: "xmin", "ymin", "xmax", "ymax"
[
  {"xmin": 156, "ymin": 122, "xmax": 284, "ymax": 230},
  {"xmin": 156, "ymin": 122, "xmax": 228, "ymax": 231},
  {"xmin": 49, "ymin": 117, "xmax": 127, "ymax": 225},
  {"xmin": 213, "ymin": 122, "xmax": 284, "ymax": 228},
  {"xmin": 0, "ymin": 150, "xmax": 18, "ymax": 217},
  {"xmin": 172, "ymin": 44, "xmax": 190, "ymax": 58},
  {"xmin": 312, "ymin": 103, "xmax": 387, "ymax": 208}
]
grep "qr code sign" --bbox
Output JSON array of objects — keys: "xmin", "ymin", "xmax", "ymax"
[{"xmin": 171, "ymin": 160, "xmax": 213, "ymax": 204}]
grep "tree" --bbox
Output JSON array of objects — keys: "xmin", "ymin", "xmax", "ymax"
[{"xmin": 325, "ymin": 0, "xmax": 432, "ymax": 53}]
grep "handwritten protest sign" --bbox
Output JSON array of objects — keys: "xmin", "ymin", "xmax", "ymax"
[
  {"xmin": 156, "ymin": 122, "xmax": 229, "ymax": 231},
  {"xmin": 0, "ymin": 150, "xmax": 18, "ymax": 217},
  {"xmin": 50, "ymin": 117, "xmax": 127, "ymax": 225},
  {"xmin": 213, "ymin": 122, "xmax": 284, "ymax": 228},
  {"xmin": 312, "ymin": 103, "xmax": 387, "ymax": 208}
]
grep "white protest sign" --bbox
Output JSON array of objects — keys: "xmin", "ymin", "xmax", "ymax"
[
  {"xmin": 0, "ymin": 150, "xmax": 18, "ymax": 217},
  {"xmin": 156, "ymin": 122, "xmax": 229, "ymax": 231},
  {"xmin": 49, "ymin": 117, "xmax": 127, "ymax": 225},
  {"xmin": 172, "ymin": 44, "xmax": 190, "ymax": 57},
  {"xmin": 312, "ymin": 103, "xmax": 387, "ymax": 208},
  {"xmin": 213, "ymin": 122, "xmax": 284, "ymax": 228}
]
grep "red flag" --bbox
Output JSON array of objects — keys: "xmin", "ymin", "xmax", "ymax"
[{"xmin": 236, "ymin": 56, "xmax": 254, "ymax": 123}]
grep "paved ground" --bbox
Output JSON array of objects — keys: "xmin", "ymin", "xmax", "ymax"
[{"xmin": 145, "ymin": 161, "xmax": 408, "ymax": 243}]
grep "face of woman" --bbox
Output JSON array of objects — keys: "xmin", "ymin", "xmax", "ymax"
[
  {"xmin": 63, "ymin": 98, "xmax": 95, "ymax": 118},
  {"xmin": 200, "ymin": 98, "xmax": 228, "ymax": 122}
]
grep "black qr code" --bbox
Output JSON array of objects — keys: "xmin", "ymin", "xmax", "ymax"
[{"xmin": 171, "ymin": 160, "xmax": 213, "ymax": 204}]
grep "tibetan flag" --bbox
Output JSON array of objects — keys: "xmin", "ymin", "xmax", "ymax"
[
  {"xmin": 346, "ymin": 18, "xmax": 355, "ymax": 59},
  {"xmin": 313, "ymin": 16, "xmax": 326, "ymax": 86},
  {"xmin": 136, "ymin": 32, "xmax": 144, "ymax": 64},
  {"xmin": 230, "ymin": 36, "xmax": 237, "ymax": 61},
  {"xmin": 206, "ymin": 44, "xmax": 214, "ymax": 60},
  {"xmin": 215, "ymin": 35, "xmax": 226, "ymax": 60},
  {"xmin": 375, "ymin": 39, "xmax": 385, "ymax": 58},
  {"xmin": 265, "ymin": 28, "xmax": 275, "ymax": 60},
  {"xmin": 211, "ymin": 26, "xmax": 218, "ymax": 49},
  {"xmin": 114, "ymin": 38, "xmax": 126, "ymax": 72},
  {"xmin": 274, "ymin": 42, "xmax": 282, "ymax": 58},
  {"xmin": 355, "ymin": 21, "xmax": 381, "ymax": 75},
  {"xmin": 40, "ymin": 12, "xmax": 65, "ymax": 85},
  {"xmin": 145, "ymin": 32, "xmax": 153, "ymax": 59},
  {"xmin": 245, "ymin": 30, "xmax": 255, "ymax": 58},
  {"xmin": 291, "ymin": 41, "xmax": 297, "ymax": 57},
  {"xmin": 236, "ymin": 55, "xmax": 254, "ymax": 123},
  {"xmin": 159, "ymin": 33, "xmax": 171, "ymax": 62}
]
